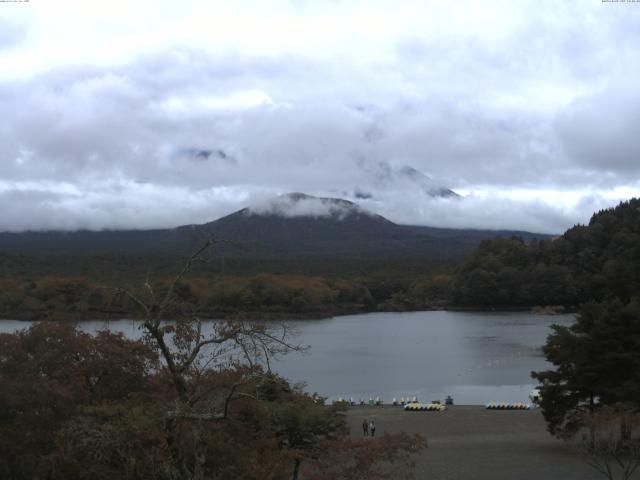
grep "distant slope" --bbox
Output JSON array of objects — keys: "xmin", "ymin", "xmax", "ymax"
[
  {"xmin": 0, "ymin": 228, "xmax": 194, "ymax": 254},
  {"xmin": 0, "ymin": 193, "xmax": 549, "ymax": 262},
  {"xmin": 204, "ymin": 192, "xmax": 397, "ymax": 243}
]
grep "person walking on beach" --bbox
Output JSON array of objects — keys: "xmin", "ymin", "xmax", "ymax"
[
  {"xmin": 362, "ymin": 419, "xmax": 369, "ymax": 436},
  {"xmin": 369, "ymin": 420, "xmax": 376, "ymax": 437}
]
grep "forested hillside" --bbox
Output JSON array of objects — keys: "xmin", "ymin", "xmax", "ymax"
[
  {"xmin": 3, "ymin": 199, "xmax": 638, "ymax": 319},
  {"xmin": 0, "ymin": 193, "xmax": 546, "ymax": 320},
  {"xmin": 453, "ymin": 198, "xmax": 640, "ymax": 307}
]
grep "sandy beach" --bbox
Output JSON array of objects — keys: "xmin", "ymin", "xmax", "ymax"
[{"xmin": 346, "ymin": 405, "xmax": 636, "ymax": 480}]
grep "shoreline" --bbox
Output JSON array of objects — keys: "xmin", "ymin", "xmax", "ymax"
[{"xmin": 0, "ymin": 304, "xmax": 576, "ymax": 322}]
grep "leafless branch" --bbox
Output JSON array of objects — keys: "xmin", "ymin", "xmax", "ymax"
[
  {"xmin": 571, "ymin": 407, "xmax": 640, "ymax": 480},
  {"xmin": 105, "ymin": 237, "xmax": 305, "ymax": 411}
]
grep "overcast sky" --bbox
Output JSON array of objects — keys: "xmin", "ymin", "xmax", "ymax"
[{"xmin": 1, "ymin": 0, "xmax": 639, "ymax": 234}]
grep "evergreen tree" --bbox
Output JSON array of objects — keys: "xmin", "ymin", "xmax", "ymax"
[{"xmin": 532, "ymin": 297, "xmax": 640, "ymax": 436}]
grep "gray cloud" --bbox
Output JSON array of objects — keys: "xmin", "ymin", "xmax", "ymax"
[
  {"xmin": 556, "ymin": 85, "xmax": 640, "ymax": 174},
  {"xmin": 354, "ymin": 193, "xmax": 618, "ymax": 235},
  {"xmin": 0, "ymin": 1, "xmax": 639, "ymax": 233}
]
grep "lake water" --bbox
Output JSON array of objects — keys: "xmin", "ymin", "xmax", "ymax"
[{"xmin": 0, "ymin": 311, "xmax": 574, "ymax": 405}]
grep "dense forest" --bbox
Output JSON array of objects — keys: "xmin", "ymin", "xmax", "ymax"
[
  {"xmin": 528, "ymin": 201, "xmax": 640, "ymax": 450},
  {"xmin": 453, "ymin": 198, "xmax": 640, "ymax": 308},
  {"xmin": 1, "ymin": 199, "xmax": 639, "ymax": 319}
]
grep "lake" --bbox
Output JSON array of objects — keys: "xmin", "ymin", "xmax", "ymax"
[{"xmin": 0, "ymin": 310, "xmax": 574, "ymax": 405}]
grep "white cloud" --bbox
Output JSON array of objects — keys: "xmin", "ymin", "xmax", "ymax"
[
  {"xmin": 159, "ymin": 90, "xmax": 275, "ymax": 113},
  {"xmin": 0, "ymin": 1, "xmax": 639, "ymax": 233},
  {"xmin": 249, "ymin": 193, "xmax": 364, "ymax": 219}
]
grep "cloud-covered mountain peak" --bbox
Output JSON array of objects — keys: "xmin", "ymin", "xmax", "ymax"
[
  {"xmin": 246, "ymin": 192, "xmax": 387, "ymax": 221},
  {"xmin": 392, "ymin": 164, "xmax": 460, "ymax": 198},
  {"xmin": 351, "ymin": 162, "xmax": 460, "ymax": 201}
]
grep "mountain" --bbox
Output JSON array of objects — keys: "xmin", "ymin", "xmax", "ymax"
[
  {"xmin": 0, "ymin": 193, "xmax": 548, "ymax": 263},
  {"xmin": 205, "ymin": 193, "xmax": 397, "ymax": 243},
  {"xmin": 349, "ymin": 162, "xmax": 460, "ymax": 200},
  {"xmin": 200, "ymin": 193, "xmax": 545, "ymax": 259},
  {"xmin": 396, "ymin": 166, "xmax": 460, "ymax": 198}
]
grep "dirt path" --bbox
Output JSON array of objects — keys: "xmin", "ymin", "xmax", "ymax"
[{"xmin": 346, "ymin": 405, "xmax": 635, "ymax": 480}]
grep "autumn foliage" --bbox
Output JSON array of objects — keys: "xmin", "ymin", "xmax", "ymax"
[
  {"xmin": 0, "ymin": 323, "xmax": 157, "ymax": 479},
  {"xmin": 0, "ymin": 322, "xmax": 424, "ymax": 479}
]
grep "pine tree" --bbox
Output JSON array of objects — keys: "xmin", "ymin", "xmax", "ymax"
[{"xmin": 532, "ymin": 297, "xmax": 640, "ymax": 436}]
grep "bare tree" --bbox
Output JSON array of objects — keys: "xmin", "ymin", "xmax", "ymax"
[
  {"xmin": 570, "ymin": 407, "xmax": 640, "ymax": 480},
  {"xmin": 109, "ymin": 238, "xmax": 308, "ymax": 479}
]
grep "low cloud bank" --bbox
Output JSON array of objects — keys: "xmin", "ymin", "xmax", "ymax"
[
  {"xmin": 354, "ymin": 190, "xmax": 636, "ymax": 234},
  {"xmin": 0, "ymin": 179, "xmax": 637, "ymax": 234}
]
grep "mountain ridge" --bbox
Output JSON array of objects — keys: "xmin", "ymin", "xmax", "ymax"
[{"xmin": 0, "ymin": 192, "xmax": 550, "ymax": 261}]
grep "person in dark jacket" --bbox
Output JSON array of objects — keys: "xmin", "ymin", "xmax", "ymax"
[{"xmin": 362, "ymin": 419, "xmax": 369, "ymax": 436}]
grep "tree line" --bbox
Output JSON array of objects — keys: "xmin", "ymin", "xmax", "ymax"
[
  {"xmin": 453, "ymin": 198, "xmax": 640, "ymax": 307},
  {"xmin": 0, "ymin": 272, "xmax": 454, "ymax": 321}
]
